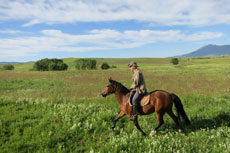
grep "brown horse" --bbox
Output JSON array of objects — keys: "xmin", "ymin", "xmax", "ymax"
[{"xmin": 101, "ymin": 78, "xmax": 191, "ymax": 136}]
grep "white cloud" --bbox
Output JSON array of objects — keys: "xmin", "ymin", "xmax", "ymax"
[
  {"xmin": 0, "ymin": 29, "xmax": 223, "ymax": 58},
  {"xmin": 0, "ymin": 30, "xmax": 22, "ymax": 34},
  {"xmin": 0, "ymin": 0, "xmax": 230, "ymax": 26}
]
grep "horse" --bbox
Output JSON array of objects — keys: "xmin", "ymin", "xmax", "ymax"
[{"xmin": 101, "ymin": 78, "xmax": 191, "ymax": 136}]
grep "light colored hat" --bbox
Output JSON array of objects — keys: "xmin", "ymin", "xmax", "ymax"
[{"xmin": 128, "ymin": 61, "xmax": 138, "ymax": 67}]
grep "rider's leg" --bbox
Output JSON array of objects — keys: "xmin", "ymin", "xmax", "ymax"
[{"xmin": 130, "ymin": 91, "xmax": 141, "ymax": 121}]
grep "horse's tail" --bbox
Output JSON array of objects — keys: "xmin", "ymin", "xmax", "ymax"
[{"xmin": 170, "ymin": 93, "xmax": 191, "ymax": 125}]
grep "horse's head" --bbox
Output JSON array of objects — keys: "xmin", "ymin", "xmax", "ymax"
[{"xmin": 101, "ymin": 78, "xmax": 117, "ymax": 97}]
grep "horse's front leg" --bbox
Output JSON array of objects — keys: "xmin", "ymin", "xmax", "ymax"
[
  {"xmin": 112, "ymin": 111, "xmax": 126, "ymax": 132},
  {"xmin": 133, "ymin": 117, "xmax": 146, "ymax": 136}
]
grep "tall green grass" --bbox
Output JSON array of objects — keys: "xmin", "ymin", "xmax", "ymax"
[{"xmin": 1, "ymin": 95, "xmax": 230, "ymax": 152}]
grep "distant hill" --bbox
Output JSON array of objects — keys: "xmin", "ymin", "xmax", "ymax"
[
  {"xmin": 0, "ymin": 61, "xmax": 34, "ymax": 65},
  {"xmin": 176, "ymin": 44, "xmax": 230, "ymax": 57},
  {"xmin": 0, "ymin": 62, "xmax": 21, "ymax": 65}
]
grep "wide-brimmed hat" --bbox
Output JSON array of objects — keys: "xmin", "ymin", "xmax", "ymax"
[{"xmin": 128, "ymin": 61, "xmax": 138, "ymax": 67}]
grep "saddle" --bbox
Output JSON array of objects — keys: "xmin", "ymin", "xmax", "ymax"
[{"xmin": 128, "ymin": 92, "xmax": 151, "ymax": 107}]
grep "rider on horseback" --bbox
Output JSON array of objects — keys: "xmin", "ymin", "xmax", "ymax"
[{"xmin": 128, "ymin": 61, "xmax": 147, "ymax": 121}]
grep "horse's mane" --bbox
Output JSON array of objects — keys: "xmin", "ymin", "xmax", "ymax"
[{"xmin": 110, "ymin": 79, "xmax": 130, "ymax": 95}]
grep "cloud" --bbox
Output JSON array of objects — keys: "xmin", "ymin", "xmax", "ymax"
[
  {"xmin": 0, "ymin": 29, "xmax": 223, "ymax": 58},
  {"xmin": 0, "ymin": 30, "xmax": 22, "ymax": 34},
  {"xmin": 0, "ymin": 0, "xmax": 230, "ymax": 26}
]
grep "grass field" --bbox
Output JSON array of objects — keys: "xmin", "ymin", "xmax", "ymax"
[{"xmin": 1, "ymin": 57, "xmax": 230, "ymax": 152}]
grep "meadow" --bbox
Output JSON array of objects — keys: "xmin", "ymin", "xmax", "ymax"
[{"xmin": 1, "ymin": 57, "xmax": 230, "ymax": 153}]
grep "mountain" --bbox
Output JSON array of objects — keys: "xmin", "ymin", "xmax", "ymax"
[
  {"xmin": 0, "ymin": 61, "xmax": 34, "ymax": 65},
  {"xmin": 176, "ymin": 44, "xmax": 230, "ymax": 57},
  {"xmin": 0, "ymin": 62, "xmax": 21, "ymax": 65}
]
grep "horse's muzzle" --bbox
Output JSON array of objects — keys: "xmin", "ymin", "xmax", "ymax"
[{"xmin": 101, "ymin": 93, "xmax": 107, "ymax": 97}]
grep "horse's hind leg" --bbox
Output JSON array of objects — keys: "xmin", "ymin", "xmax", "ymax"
[
  {"xmin": 154, "ymin": 111, "xmax": 164, "ymax": 131},
  {"xmin": 112, "ymin": 111, "xmax": 126, "ymax": 132},
  {"xmin": 167, "ymin": 110, "xmax": 180, "ymax": 127}
]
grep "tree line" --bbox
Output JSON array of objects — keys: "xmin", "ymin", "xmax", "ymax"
[
  {"xmin": 1, "ymin": 58, "xmax": 179, "ymax": 71},
  {"xmin": 33, "ymin": 58, "xmax": 112, "ymax": 71}
]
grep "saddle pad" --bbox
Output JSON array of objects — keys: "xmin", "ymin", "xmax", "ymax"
[
  {"xmin": 140, "ymin": 94, "xmax": 150, "ymax": 106},
  {"xmin": 129, "ymin": 94, "xmax": 151, "ymax": 107}
]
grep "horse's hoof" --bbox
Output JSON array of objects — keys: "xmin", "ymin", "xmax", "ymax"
[
  {"xmin": 178, "ymin": 129, "xmax": 184, "ymax": 135},
  {"xmin": 149, "ymin": 130, "xmax": 156, "ymax": 136}
]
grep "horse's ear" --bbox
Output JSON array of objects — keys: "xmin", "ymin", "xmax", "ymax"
[{"xmin": 108, "ymin": 77, "xmax": 112, "ymax": 82}]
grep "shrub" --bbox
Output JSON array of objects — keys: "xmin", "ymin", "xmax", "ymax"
[
  {"xmin": 75, "ymin": 59, "xmax": 96, "ymax": 70},
  {"xmin": 111, "ymin": 65, "xmax": 117, "ymax": 69},
  {"xmin": 3, "ymin": 64, "xmax": 14, "ymax": 70},
  {"xmin": 33, "ymin": 58, "xmax": 68, "ymax": 71},
  {"xmin": 171, "ymin": 58, "xmax": 179, "ymax": 65},
  {"xmin": 101, "ymin": 62, "xmax": 110, "ymax": 70}
]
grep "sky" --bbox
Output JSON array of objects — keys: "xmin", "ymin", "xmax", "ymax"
[{"xmin": 0, "ymin": 0, "xmax": 230, "ymax": 62}]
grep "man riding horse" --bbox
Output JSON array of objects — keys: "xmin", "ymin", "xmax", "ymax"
[
  {"xmin": 128, "ymin": 61, "xmax": 147, "ymax": 121},
  {"xmin": 101, "ymin": 68, "xmax": 191, "ymax": 135}
]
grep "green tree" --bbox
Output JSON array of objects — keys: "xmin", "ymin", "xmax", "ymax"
[
  {"xmin": 75, "ymin": 59, "xmax": 97, "ymax": 70},
  {"xmin": 33, "ymin": 58, "xmax": 68, "ymax": 71},
  {"xmin": 101, "ymin": 62, "xmax": 110, "ymax": 70},
  {"xmin": 3, "ymin": 64, "xmax": 14, "ymax": 70},
  {"xmin": 171, "ymin": 58, "xmax": 179, "ymax": 65}
]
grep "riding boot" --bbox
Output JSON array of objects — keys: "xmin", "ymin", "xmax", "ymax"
[{"xmin": 130, "ymin": 104, "xmax": 138, "ymax": 121}]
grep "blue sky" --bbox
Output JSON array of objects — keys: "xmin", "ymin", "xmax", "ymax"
[{"xmin": 0, "ymin": 0, "xmax": 230, "ymax": 62}]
